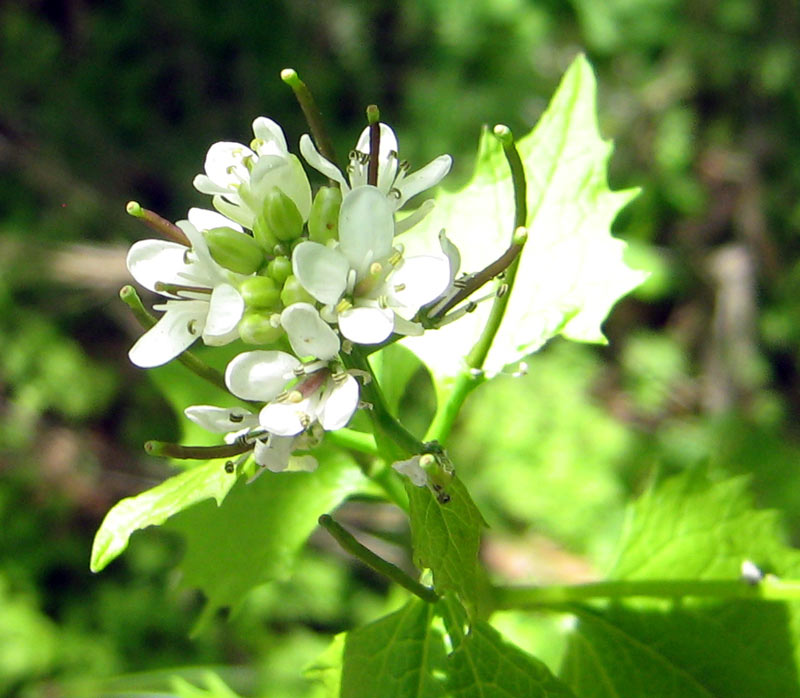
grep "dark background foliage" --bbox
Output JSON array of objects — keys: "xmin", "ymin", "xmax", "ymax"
[{"xmin": 2, "ymin": 0, "xmax": 800, "ymax": 695}]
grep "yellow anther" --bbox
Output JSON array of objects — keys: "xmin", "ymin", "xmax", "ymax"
[{"xmin": 336, "ymin": 298, "xmax": 353, "ymax": 313}]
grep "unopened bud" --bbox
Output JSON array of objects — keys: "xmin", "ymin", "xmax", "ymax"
[
  {"xmin": 252, "ymin": 213, "xmax": 280, "ymax": 253},
  {"xmin": 263, "ymin": 187, "xmax": 304, "ymax": 242},
  {"xmin": 203, "ymin": 227, "xmax": 264, "ymax": 275},
  {"xmin": 239, "ymin": 310, "xmax": 284, "ymax": 345},
  {"xmin": 267, "ymin": 256, "xmax": 292, "ymax": 284},
  {"xmin": 280, "ymin": 275, "xmax": 316, "ymax": 306},
  {"xmin": 308, "ymin": 186, "xmax": 341, "ymax": 244},
  {"xmin": 240, "ymin": 276, "xmax": 281, "ymax": 310}
]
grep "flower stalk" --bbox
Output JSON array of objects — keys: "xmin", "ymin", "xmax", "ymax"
[
  {"xmin": 281, "ymin": 68, "xmax": 337, "ymax": 170},
  {"xmin": 126, "ymin": 201, "xmax": 190, "ymax": 246},
  {"xmin": 319, "ymin": 514, "xmax": 438, "ymax": 603},
  {"xmin": 119, "ymin": 285, "xmax": 227, "ymax": 392},
  {"xmin": 426, "ymin": 127, "xmax": 528, "ymax": 443}
]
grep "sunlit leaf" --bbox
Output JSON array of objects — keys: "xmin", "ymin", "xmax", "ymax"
[
  {"xmin": 167, "ymin": 446, "xmax": 365, "ymax": 617},
  {"xmin": 448, "ymin": 621, "xmax": 576, "ymax": 698},
  {"xmin": 402, "ymin": 54, "xmax": 646, "ymax": 381},
  {"xmin": 561, "ymin": 472, "xmax": 800, "ymax": 697},
  {"xmin": 406, "ymin": 478, "xmax": 490, "ymax": 618},
  {"xmin": 341, "ymin": 600, "xmax": 447, "ymax": 698},
  {"xmin": 90, "ymin": 459, "xmax": 237, "ymax": 572}
]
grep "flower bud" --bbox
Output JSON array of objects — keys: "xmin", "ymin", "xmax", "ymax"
[
  {"xmin": 308, "ymin": 186, "xmax": 341, "ymax": 244},
  {"xmin": 280, "ymin": 275, "xmax": 316, "ymax": 306},
  {"xmin": 252, "ymin": 213, "xmax": 280, "ymax": 253},
  {"xmin": 267, "ymin": 255, "xmax": 292, "ymax": 284},
  {"xmin": 203, "ymin": 227, "xmax": 264, "ymax": 275},
  {"xmin": 240, "ymin": 275, "xmax": 281, "ymax": 310},
  {"xmin": 263, "ymin": 186, "xmax": 304, "ymax": 242},
  {"xmin": 239, "ymin": 310, "xmax": 283, "ymax": 345}
]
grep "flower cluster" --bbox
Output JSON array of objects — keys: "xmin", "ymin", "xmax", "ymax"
[{"xmin": 127, "ymin": 117, "xmax": 455, "ymax": 474}]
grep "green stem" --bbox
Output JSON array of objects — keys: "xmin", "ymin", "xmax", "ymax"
[
  {"xmin": 120, "ymin": 285, "xmax": 228, "ymax": 393},
  {"xmin": 319, "ymin": 515, "xmax": 438, "ymax": 603},
  {"xmin": 281, "ymin": 68, "xmax": 337, "ymax": 170},
  {"xmin": 343, "ymin": 345, "xmax": 425, "ymax": 457},
  {"xmin": 494, "ymin": 576, "xmax": 800, "ymax": 610},
  {"xmin": 426, "ymin": 128, "xmax": 528, "ymax": 443},
  {"xmin": 325, "ymin": 428, "xmax": 378, "ymax": 455}
]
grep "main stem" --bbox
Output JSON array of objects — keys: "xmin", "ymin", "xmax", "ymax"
[{"xmin": 426, "ymin": 127, "xmax": 528, "ymax": 443}]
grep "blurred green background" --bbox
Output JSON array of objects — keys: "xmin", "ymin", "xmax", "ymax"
[{"xmin": 2, "ymin": 0, "xmax": 800, "ymax": 695}]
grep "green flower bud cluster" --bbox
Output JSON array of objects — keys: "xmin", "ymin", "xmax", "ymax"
[{"xmin": 201, "ymin": 186, "xmax": 345, "ymax": 347}]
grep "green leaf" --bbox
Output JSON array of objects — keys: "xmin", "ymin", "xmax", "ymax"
[
  {"xmin": 167, "ymin": 446, "xmax": 365, "ymax": 617},
  {"xmin": 447, "ymin": 621, "xmax": 576, "ymax": 698},
  {"xmin": 402, "ymin": 54, "xmax": 645, "ymax": 380},
  {"xmin": 90, "ymin": 458, "xmax": 237, "ymax": 572},
  {"xmin": 341, "ymin": 600, "xmax": 447, "ymax": 698},
  {"xmin": 305, "ymin": 633, "xmax": 345, "ymax": 698},
  {"xmin": 560, "ymin": 472, "xmax": 800, "ymax": 698},
  {"xmin": 406, "ymin": 477, "xmax": 490, "ymax": 618}
]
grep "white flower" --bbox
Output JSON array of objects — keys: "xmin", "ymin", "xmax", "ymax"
[
  {"xmin": 126, "ymin": 211, "xmax": 246, "ymax": 368},
  {"xmin": 225, "ymin": 350, "xmax": 360, "ymax": 437},
  {"xmin": 193, "ymin": 117, "xmax": 312, "ymax": 229},
  {"xmin": 184, "ymin": 405, "xmax": 317, "ymax": 473},
  {"xmin": 291, "ymin": 186, "xmax": 452, "ymax": 344},
  {"xmin": 300, "ymin": 122, "xmax": 451, "ymax": 221}
]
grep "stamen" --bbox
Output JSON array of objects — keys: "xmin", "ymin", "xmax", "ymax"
[
  {"xmin": 286, "ymin": 390, "xmax": 304, "ymax": 404},
  {"xmin": 299, "ymin": 413, "xmax": 311, "ymax": 429},
  {"xmin": 336, "ymin": 298, "xmax": 353, "ymax": 313},
  {"xmin": 229, "ymin": 413, "xmax": 245, "ymax": 423},
  {"xmin": 394, "ymin": 283, "xmax": 406, "ymax": 293},
  {"xmin": 187, "ymin": 319, "xmax": 199, "ymax": 335}
]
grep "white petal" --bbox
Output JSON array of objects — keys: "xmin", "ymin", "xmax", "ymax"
[
  {"xmin": 193, "ymin": 174, "xmax": 231, "ymax": 196},
  {"xmin": 319, "ymin": 375, "xmax": 359, "ymax": 431},
  {"xmin": 254, "ymin": 435, "xmax": 294, "ymax": 472},
  {"xmin": 127, "ymin": 240, "xmax": 189, "ymax": 293},
  {"xmin": 338, "ymin": 187, "xmax": 394, "ymax": 277},
  {"xmin": 184, "ymin": 405, "xmax": 257, "ymax": 433},
  {"xmin": 292, "ymin": 241, "xmax": 349, "ymax": 305},
  {"xmin": 395, "ymin": 200, "xmax": 435, "ymax": 234},
  {"xmin": 188, "ymin": 207, "xmax": 243, "ymax": 232},
  {"xmin": 281, "ymin": 303, "xmax": 340, "ymax": 360},
  {"xmin": 338, "ymin": 305, "xmax": 394, "ymax": 344},
  {"xmin": 300, "ymin": 134, "xmax": 348, "ymax": 189},
  {"xmin": 259, "ymin": 401, "xmax": 310, "ymax": 436},
  {"xmin": 396, "ymin": 155, "xmax": 452, "ymax": 207},
  {"xmin": 438, "ymin": 229, "xmax": 461, "ymax": 280},
  {"xmin": 225, "ymin": 350, "xmax": 300, "ymax": 401},
  {"xmin": 211, "ymin": 195, "xmax": 252, "ymax": 229},
  {"xmin": 251, "ymin": 117, "xmax": 288, "ymax": 155},
  {"xmin": 388, "ymin": 255, "xmax": 451, "ymax": 318},
  {"xmin": 392, "ymin": 315, "xmax": 424, "ymax": 337},
  {"xmin": 128, "ymin": 301, "xmax": 205, "ymax": 367},
  {"xmin": 204, "ymin": 141, "xmax": 254, "ymax": 188},
  {"xmin": 176, "ymin": 220, "xmax": 227, "ymax": 287},
  {"xmin": 392, "ymin": 456, "xmax": 427, "ymax": 487},
  {"xmin": 355, "ymin": 123, "xmax": 398, "ymax": 161},
  {"xmin": 203, "ymin": 283, "xmax": 245, "ymax": 341}
]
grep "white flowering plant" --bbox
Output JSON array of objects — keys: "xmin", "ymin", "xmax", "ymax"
[{"xmin": 89, "ymin": 59, "xmax": 800, "ymax": 698}]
